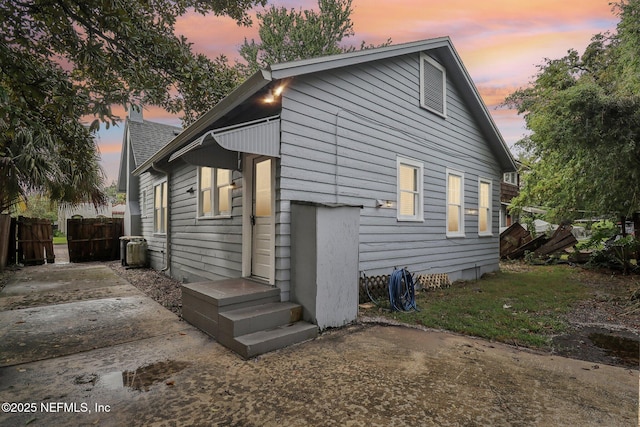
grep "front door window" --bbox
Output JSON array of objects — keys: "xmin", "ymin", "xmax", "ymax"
[{"xmin": 251, "ymin": 158, "xmax": 273, "ymax": 281}]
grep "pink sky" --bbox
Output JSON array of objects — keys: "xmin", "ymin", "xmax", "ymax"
[{"xmin": 98, "ymin": 0, "xmax": 619, "ymax": 183}]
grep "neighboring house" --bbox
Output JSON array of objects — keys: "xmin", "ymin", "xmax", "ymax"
[
  {"xmin": 117, "ymin": 108, "xmax": 182, "ymax": 236},
  {"xmin": 58, "ymin": 203, "xmax": 124, "ymax": 234},
  {"xmin": 111, "ymin": 203, "xmax": 126, "ymax": 218},
  {"xmin": 500, "ymin": 163, "xmax": 520, "ymax": 232},
  {"xmin": 122, "ymin": 37, "xmax": 516, "ymax": 349}
]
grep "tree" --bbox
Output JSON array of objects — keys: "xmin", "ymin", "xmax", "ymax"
[
  {"xmin": 104, "ymin": 182, "xmax": 126, "ymax": 205},
  {"xmin": 239, "ymin": 0, "xmax": 391, "ymax": 74},
  {"xmin": 15, "ymin": 194, "xmax": 58, "ymax": 222},
  {"xmin": 505, "ymin": 1, "xmax": 640, "ymax": 224},
  {"xmin": 0, "ymin": 0, "xmax": 264, "ymax": 212}
]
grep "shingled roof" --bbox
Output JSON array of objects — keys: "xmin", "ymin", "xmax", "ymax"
[
  {"xmin": 128, "ymin": 119, "xmax": 181, "ymax": 167},
  {"xmin": 117, "ymin": 116, "xmax": 181, "ymax": 192}
]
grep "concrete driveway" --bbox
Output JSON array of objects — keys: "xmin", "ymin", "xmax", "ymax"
[{"xmin": 0, "ymin": 262, "xmax": 638, "ymax": 427}]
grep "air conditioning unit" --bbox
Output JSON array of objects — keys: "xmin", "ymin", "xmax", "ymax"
[{"xmin": 122, "ymin": 236, "xmax": 147, "ymax": 268}]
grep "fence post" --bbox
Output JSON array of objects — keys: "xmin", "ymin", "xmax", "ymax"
[{"xmin": 0, "ymin": 214, "xmax": 10, "ymax": 272}]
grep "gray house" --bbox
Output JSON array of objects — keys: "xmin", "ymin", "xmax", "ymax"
[
  {"xmin": 123, "ymin": 37, "xmax": 516, "ymax": 357},
  {"xmin": 117, "ymin": 109, "xmax": 181, "ymax": 236}
]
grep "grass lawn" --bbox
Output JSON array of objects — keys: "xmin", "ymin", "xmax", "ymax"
[
  {"xmin": 53, "ymin": 235, "xmax": 67, "ymax": 245},
  {"xmin": 365, "ymin": 265, "xmax": 588, "ymax": 349}
]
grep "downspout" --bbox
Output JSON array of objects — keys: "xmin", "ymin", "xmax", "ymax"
[{"xmin": 151, "ymin": 162, "xmax": 171, "ymax": 273}]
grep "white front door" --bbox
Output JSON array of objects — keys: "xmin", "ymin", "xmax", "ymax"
[{"xmin": 251, "ymin": 157, "xmax": 274, "ymax": 281}]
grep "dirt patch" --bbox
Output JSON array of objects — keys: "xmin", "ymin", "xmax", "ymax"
[{"xmin": 550, "ymin": 267, "xmax": 640, "ymax": 368}]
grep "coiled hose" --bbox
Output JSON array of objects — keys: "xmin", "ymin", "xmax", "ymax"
[{"xmin": 388, "ymin": 268, "xmax": 419, "ymax": 312}]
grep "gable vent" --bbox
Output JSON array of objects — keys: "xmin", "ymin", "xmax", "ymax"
[{"xmin": 420, "ymin": 53, "xmax": 446, "ymax": 117}]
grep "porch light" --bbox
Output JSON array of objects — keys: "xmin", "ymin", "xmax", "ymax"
[
  {"xmin": 263, "ymin": 90, "xmax": 275, "ymax": 103},
  {"xmin": 376, "ymin": 199, "xmax": 393, "ymax": 208},
  {"xmin": 263, "ymin": 84, "xmax": 285, "ymax": 104},
  {"xmin": 273, "ymin": 84, "xmax": 284, "ymax": 97},
  {"xmin": 465, "ymin": 208, "xmax": 478, "ymax": 215}
]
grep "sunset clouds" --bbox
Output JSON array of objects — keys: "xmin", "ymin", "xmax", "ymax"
[{"xmin": 99, "ymin": 0, "xmax": 619, "ymax": 182}]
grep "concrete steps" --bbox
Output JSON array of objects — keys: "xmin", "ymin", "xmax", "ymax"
[
  {"xmin": 181, "ymin": 278, "xmax": 317, "ymax": 358},
  {"xmin": 232, "ymin": 322, "xmax": 319, "ymax": 359}
]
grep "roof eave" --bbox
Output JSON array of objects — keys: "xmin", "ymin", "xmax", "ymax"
[
  {"xmin": 269, "ymin": 37, "xmax": 451, "ymax": 79},
  {"xmin": 116, "ymin": 120, "xmax": 130, "ymax": 192},
  {"xmin": 132, "ymin": 69, "xmax": 272, "ymax": 176},
  {"xmin": 438, "ymin": 41, "xmax": 517, "ymax": 172}
]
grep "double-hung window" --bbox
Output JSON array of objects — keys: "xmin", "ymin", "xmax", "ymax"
[
  {"xmin": 446, "ymin": 169, "xmax": 464, "ymax": 237},
  {"xmin": 153, "ymin": 180, "xmax": 167, "ymax": 234},
  {"xmin": 478, "ymin": 178, "xmax": 492, "ymax": 236},
  {"xmin": 198, "ymin": 167, "xmax": 232, "ymax": 218},
  {"xmin": 397, "ymin": 157, "xmax": 424, "ymax": 222},
  {"xmin": 503, "ymin": 172, "xmax": 517, "ymax": 185}
]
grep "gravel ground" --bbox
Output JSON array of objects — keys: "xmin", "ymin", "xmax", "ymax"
[{"xmin": 106, "ymin": 261, "xmax": 183, "ymax": 317}]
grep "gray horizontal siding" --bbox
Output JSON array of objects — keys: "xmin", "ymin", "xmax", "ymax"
[
  {"xmin": 167, "ymin": 162, "xmax": 243, "ymax": 283},
  {"xmin": 279, "ymin": 52, "xmax": 502, "ymax": 282},
  {"xmin": 138, "ymin": 171, "xmax": 167, "ymax": 272}
]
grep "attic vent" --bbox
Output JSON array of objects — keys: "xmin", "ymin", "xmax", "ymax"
[{"xmin": 420, "ymin": 53, "xmax": 446, "ymax": 117}]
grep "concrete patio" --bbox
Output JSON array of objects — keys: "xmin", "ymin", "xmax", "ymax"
[{"xmin": 0, "ymin": 262, "xmax": 637, "ymax": 426}]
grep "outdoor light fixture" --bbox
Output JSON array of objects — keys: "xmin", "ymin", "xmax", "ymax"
[
  {"xmin": 186, "ymin": 187, "xmax": 195, "ymax": 194},
  {"xmin": 376, "ymin": 199, "xmax": 393, "ymax": 208},
  {"xmin": 263, "ymin": 84, "xmax": 285, "ymax": 104},
  {"xmin": 263, "ymin": 90, "xmax": 275, "ymax": 103},
  {"xmin": 465, "ymin": 208, "xmax": 478, "ymax": 215}
]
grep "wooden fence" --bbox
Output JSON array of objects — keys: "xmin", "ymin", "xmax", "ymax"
[
  {"xmin": 0, "ymin": 214, "xmax": 11, "ymax": 271},
  {"xmin": 16, "ymin": 216, "xmax": 55, "ymax": 266},
  {"xmin": 67, "ymin": 218, "xmax": 123, "ymax": 262}
]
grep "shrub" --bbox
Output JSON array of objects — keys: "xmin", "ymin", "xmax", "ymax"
[{"xmin": 576, "ymin": 220, "xmax": 618, "ymax": 251}]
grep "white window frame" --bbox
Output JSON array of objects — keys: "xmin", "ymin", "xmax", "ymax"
[
  {"xmin": 197, "ymin": 167, "xmax": 233, "ymax": 219},
  {"xmin": 141, "ymin": 189, "xmax": 147, "ymax": 217},
  {"xmin": 396, "ymin": 156, "xmax": 424, "ymax": 222},
  {"xmin": 153, "ymin": 179, "xmax": 167, "ymax": 235},
  {"xmin": 420, "ymin": 52, "xmax": 447, "ymax": 118},
  {"xmin": 446, "ymin": 169, "xmax": 465, "ymax": 237},
  {"xmin": 478, "ymin": 178, "xmax": 493, "ymax": 237},
  {"xmin": 503, "ymin": 171, "xmax": 517, "ymax": 185}
]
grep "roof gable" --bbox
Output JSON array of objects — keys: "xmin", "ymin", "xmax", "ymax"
[
  {"xmin": 267, "ymin": 37, "xmax": 451, "ymax": 79},
  {"xmin": 118, "ymin": 118, "xmax": 181, "ymax": 190},
  {"xmin": 135, "ymin": 37, "xmax": 515, "ymax": 174},
  {"xmin": 128, "ymin": 119, "xmax": 181, "ymax": 167}
]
